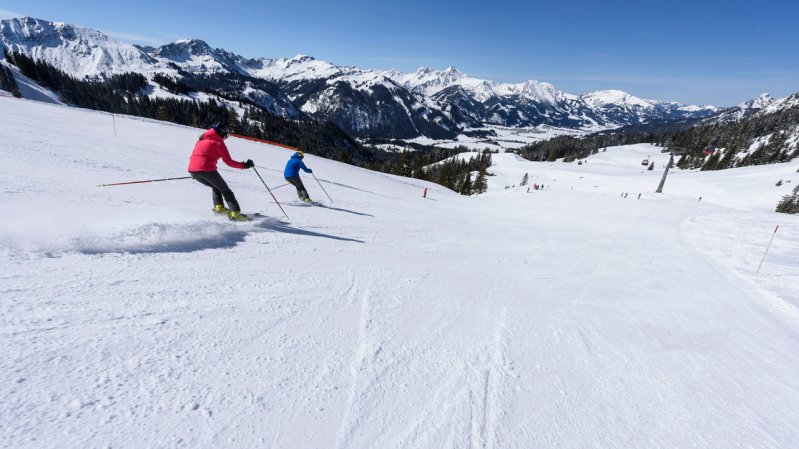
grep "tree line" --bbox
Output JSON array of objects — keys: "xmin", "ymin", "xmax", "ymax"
[
  {"xmin": 364, "ymin": 147, "xmax": 492, "ymax": 195},
  {"xmin": 0, "ymin": 63, "xmax": 21, "ymax": 97}
]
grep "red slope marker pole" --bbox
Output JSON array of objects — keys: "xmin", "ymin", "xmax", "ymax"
[{"xmin": 756, "ymin": 225, "xmax": 780, "ymax": 273}]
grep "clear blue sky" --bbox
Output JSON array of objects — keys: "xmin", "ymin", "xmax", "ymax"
[{"xmin": 3, "ymin": 1, "xmax": 797, "ymax": 106}]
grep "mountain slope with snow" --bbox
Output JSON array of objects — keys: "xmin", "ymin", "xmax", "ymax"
[
  {"xmin": 2, "ymin": 97, "xmax": 798, "ymax": 449},
  {"xmin": 0, "ymin": 17, "xmax": 155, "ymax": 77}
]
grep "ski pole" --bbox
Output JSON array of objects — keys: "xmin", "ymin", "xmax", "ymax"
[
  {"xmin": 97, "ymin": 176, "xmax": 192, "ymax": 187},
  {"xmin": 312, "ymin": 173, "xmax": 333, "ymax": 203},
  {"xmin": 252, "ymin": 167, "xmax": 289, "ymax": 219}
]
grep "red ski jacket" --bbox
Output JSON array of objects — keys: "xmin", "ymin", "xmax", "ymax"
[{"xmin": 187, "ymin": 129, "xmax": 245, "ymax": 172}]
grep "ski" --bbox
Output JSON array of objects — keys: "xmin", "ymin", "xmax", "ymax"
[
  {"xmin": 211, "ymin": 210, "xmax": 268, "ymax": 222},
  {"xmin": 286, "ymin": 200, "xmax": 321, "ymax": 207}
]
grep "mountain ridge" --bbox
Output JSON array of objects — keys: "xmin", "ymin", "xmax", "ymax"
[{"xmin": 0, "ymin": 15, "xmax": 769, "ymax": 146}]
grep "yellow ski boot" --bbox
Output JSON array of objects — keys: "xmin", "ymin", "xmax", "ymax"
[{"xmin": 228, "ymin": 210, "xmax": 251, "ymax": 221}]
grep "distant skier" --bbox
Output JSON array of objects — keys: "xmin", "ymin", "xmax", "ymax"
[
  {"xmin": 188, "ymin": 123, "xmax": 254, "ymax": 221},
  {"xmin": 284, "ymin": 150, "xmax": 313, "ymax": 203}
]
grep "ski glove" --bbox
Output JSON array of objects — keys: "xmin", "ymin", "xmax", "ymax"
[
  {"xmin": 244, "ymin": 159, "xmax": 255, "ymax": 168},
  {"xmin": 307, "ymin": 169, "xmax": 313, "ymax": 173}
]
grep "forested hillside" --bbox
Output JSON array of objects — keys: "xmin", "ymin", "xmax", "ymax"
[{"xmin": 518, "ymin": 99, "xmax": 799, "ymax": 171}]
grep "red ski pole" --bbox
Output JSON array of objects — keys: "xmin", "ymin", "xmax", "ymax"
[{"xmin": 97, "ymin": 176, "xmax": 192, "ymax": 187}]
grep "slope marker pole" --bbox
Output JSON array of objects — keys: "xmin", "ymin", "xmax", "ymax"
[{"xmin": 756, "ymin": 225, "xmax": 780, "ymax": 273}]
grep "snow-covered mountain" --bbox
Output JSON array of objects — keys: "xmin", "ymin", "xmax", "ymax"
[
  {"xmin": 707, "ymin": 93, "xmax": 776, "ymax": 124},
  {"xmin": 284, "ymin": 71, "xmax": 459, "ymax": 139},
  {"xmin": 248, "ymin": 60, "xmax": 718, "ymax": 137},
  {"xmin": 1, "ymin": 16, "xmax": 719, "ymax": 142},
  {"xmin": 702, "ymin": 92, "xmax": 799, "ymax": 126},
  {"xmin": 0, "ymin": 18, "xmax": 305, "ymax": 120},
  {"xmin": 0, "ymin": 17, "xmax": 155, "ymax": 77},
  {"xmin": 742, "ymin": 92, "xmax": 777, "ymax": 110},
  {"xmin": 149, "ymin": 39, "xmax": 249, "ymax": 75}
]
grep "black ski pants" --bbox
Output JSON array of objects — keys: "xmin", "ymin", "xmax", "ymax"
[
  {"xmin": 285, "ymin": 176, "xmax": 310, "ymax": 200},
  {"xmin": 190, "ymin": 171, "xmax": 241, "ymax": 212}
]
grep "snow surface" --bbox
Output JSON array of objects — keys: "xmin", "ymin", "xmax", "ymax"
[
  {"xmin": 411, "ymin": 125, "xmax": 591, "ymax": 151},
  {"xmin": 2, "ymin": 97, "xmax": 799, "ymax": 449}
]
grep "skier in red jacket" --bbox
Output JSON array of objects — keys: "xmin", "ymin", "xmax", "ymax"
[{"xmin": 188, "ymin": 123, "xmax": 254, "ymax": 221}]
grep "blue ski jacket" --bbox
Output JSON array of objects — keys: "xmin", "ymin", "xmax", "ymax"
[{"xmin": 284, "ymin": 152, "xmax": 312, "ymax": 178}]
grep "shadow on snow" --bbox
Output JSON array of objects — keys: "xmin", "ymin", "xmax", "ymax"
[{"xmin": 255, "ymin": 219, "xmax": 365, "ymax": 243}]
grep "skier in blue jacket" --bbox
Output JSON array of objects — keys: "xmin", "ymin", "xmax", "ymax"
[{"xmin": 284, "ymin": 151, "xmax": 313, "ymax": 202}]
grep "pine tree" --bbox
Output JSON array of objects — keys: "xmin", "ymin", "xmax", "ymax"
[
  {"xmin": 156, "ymin": 105, "xmax": 170, "ymax": 121},
  {"xmin": 776, "ymin": 185, "xmax": 799, "ymax": 214},
  {"xmin": 460, "ymin": 172, "xmax": 473, "ymax": 195},
  {"xmin": 473, "ymin": 167, "xmax": 488, "ymax": 194}
]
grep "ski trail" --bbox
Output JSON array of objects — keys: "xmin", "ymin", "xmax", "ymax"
[
  {"xmin": 386, "ymin": 369, "xmax": 465, "ymax": 449},
  {"xmin": 334, "ymin": 285, "xmax": 373, "ymax": 449},
  {"xmin": 344, "ymin": 270, "xmax": 358, "ymax": 306},
  {"xmin": 469, "ymin": 307, "xmax": 510, "ymax": 449},
  {"xmin": 486, "ymin": 307, "xmax": 510, "ymax": 449}
]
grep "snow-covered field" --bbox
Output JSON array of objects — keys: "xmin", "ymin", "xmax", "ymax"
[
  {"xmin": 408, "ymin": 124, "xmax": 589, "ymax": 151},
  {"xmin": 2, "ymin": 97, "xmax": 799, "ymax": 449}
]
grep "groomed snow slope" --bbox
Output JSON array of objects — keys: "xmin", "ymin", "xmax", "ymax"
[{"xmin": 2, "ymin": 98, "xmax": 799, "ymax": 449}]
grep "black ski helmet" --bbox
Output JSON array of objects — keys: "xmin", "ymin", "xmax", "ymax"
[{"xmin": 211, "ymin": 122, "xmax": 229, "ymax": 139}]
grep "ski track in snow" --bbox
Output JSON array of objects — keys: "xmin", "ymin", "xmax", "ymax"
[{"xmin": 2, "ymin": 99, "xmax": 799, "ymax": 449}]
